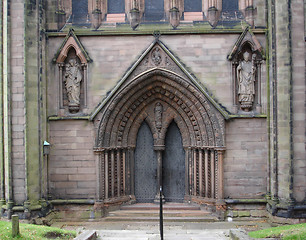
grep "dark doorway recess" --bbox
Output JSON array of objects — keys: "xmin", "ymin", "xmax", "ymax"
[
  {"xmin": 184, "ymin": 0, "xmax": 202, "ymax": 12},
  {"xmin": 144, "ymin": 0, "xmax": 164, "ymax": 21},
  {"xmin": 108, "ymin": 0, "xmax": 125, "ymax": 14},
  {"xmin": 134, "ymin": 122, "xmax": 157, "ymax": 203},
  {"xmin": 163, "ymin": 121, "xmax": 185, "ymax": 202},
  {"xmin": 72, "ymin": 0, "xmax": 88, "ymax": 24}
]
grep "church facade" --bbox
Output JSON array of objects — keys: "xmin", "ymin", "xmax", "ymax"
[{"xmin": 0, "ymin": 0, "xmax": 305, "ymax": 221}]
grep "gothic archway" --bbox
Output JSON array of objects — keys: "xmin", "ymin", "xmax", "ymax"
[{"xmin": 94, "ymin": 69, "xmax": 226, "ymax": 205}]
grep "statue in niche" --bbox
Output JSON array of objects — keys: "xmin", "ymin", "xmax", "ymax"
[
  {"xmin": 155, "ymin": 102, "xmax": 163, "ymax": 132},
  {"xmin": 237, "ymin": 51, "xmax": 256, "ymax": 111},
  {"xmin": 64, "ymin": 58, "xmax": 82, "ymax": 112}
]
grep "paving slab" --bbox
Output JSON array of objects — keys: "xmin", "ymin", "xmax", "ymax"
[{"xmin": 58, "ymin": 220, "xmax": 271, "ymax": 240}]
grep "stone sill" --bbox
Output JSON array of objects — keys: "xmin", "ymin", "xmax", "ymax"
[
  {"xmin": 46, "ymin": 24, "xmax": 267, "ymax": 37},
  {"xmin": 225, "ymin": 198, "xmax": 267, "ymax": 204}
]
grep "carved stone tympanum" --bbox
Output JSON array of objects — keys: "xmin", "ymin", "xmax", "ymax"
[{"xmin": 237, "ymin": 51, "xmax": 256, "ymax": 111}]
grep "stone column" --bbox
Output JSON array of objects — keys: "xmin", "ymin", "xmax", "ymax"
[{"xmin": 154, "ymin": 145, "xmax": 165, "ymax": 203}]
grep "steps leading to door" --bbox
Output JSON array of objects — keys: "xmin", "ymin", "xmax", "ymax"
[{"xmin": 104, "ymin": 203, "xmax": 218, "ymax": 222}]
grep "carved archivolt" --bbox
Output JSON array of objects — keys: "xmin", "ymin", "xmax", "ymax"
[{"xmin": 95, "ymin": 69, "xmax": 225, "ymax": 149}]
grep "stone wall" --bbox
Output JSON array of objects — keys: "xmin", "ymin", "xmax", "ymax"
[
  {"xmin": 47, "ymin": 34, "xmax": 267, "ymax": 116},
  {"xmin": 291, "ymin": 0, "xmax": 306, "ymax": 203},
  {"xmin": 47, "ymin": 33, "xmax": 268, "ymax": 201},
  {"xmin": 224, "ymin": 118, "xmax": 267, "ymax": 199},
  {"xmin": 49, "ymin": 121, "xmax": 96, "ymax": 199},
  {"xmin": 10, "ymin": 0, "xmax": 26, "ymax": 205}
]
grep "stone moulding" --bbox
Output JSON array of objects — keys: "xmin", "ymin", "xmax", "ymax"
[{"xmin": 53, "ymin": 29, "xmax": 92, "ymax": 64}]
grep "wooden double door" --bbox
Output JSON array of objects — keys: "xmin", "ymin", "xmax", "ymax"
[{"xmin": 134, "ymin": 121, "xmax": 185, "ymax": 203}]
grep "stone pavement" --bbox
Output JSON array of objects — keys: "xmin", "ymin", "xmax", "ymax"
[{"xmin": 55, "ymin": 220, "xmax": 271, "ymax": 240}]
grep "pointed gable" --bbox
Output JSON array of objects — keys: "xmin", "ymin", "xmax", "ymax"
[
  {"xmin": 53, "ymin": 28, "xmax": 91, "ymax": 64},
  {"xmin": 227, "ymin": 27, "xmax": 266, "ymax": 61},
  {"xmin": 90, "ymin": 38, "xmax": 229, "ymax": 120}
]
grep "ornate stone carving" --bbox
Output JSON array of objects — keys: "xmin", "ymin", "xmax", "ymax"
[
  {"xmin": 227, "ymin": 28, "xmax": 265, "ymax": 114},
  {"xmin": 64, "ymin": 58, "xmax": 83, "ymax": 113},
  {"xmin": 151, "ymin": 47, "xmax": 162, "ymax": 66},
  {"xmin": 96, "ymin": 69, "xmax": 225, "ymax": 149},
  {"xmin": 237, "ymin": 51, "xmax": 256, "ymax": 111},
  {"xmin": 154, "ymin": 102, "xmax": 163, "ymax": 133},
  {"xmin": 54, "ymin": 29, "xmax": 91, "ymax": 115}
]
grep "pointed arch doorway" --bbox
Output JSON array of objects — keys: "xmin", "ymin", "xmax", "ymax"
[{"xmin": 95, "ymin": 69, "xmax": 226, "ymax": 208}]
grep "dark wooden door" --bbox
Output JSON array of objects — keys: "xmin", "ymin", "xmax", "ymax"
[
  {"xmin": 163, "ymin": 121, "xmax": 185, "ymax": 202},
  {"xmin": 134, "ymin": 122, "xmax": 157, "ymax": 202}
]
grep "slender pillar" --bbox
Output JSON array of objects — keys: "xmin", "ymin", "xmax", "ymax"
[
  {"xmin": 217, "ymin": 150, "xmax": 224, "ymax": 199},
  {"xmin": 82, "ymin": 64, "xmax": 87, "ymax": 107},
  {"xmin": 188, "ymin": 147, "xmax": 192, "ymax": 196},
  {"xmin": 0, "ymin": 0, "xmax": 6, "ymax": 207},
  {"xmin": 154, "ymin": 145, "xmax": 164, "ymax": 203},
  {"xmin": 130, "ymin": 148, "xmax": 135, "ymax": 196},
  {"xmin": 256, "ymin": 62, "xmax": 262, "ymax": 112},
  {"xmin": 193, "ymin": 149, "xmax": 197, "ymax": 196},
  {"xmin": 3, "ymin": 0, "xmax": 13, "ymax": 209},
  {"xmin": 122, "ymin": 149, "xmax": 126, "ymax": 195},
  {"xmin": 58, "ymin": 63, "xmax": 64, "ymax": 108},
  {"xmin": 184, "ymin": 147, "xmax": 189, "ymax": 197},
  {"xmin": 111, "ymin": 150, "xmax": 115, "ymax": 198},
  {"xmin": 232, "ymin": 62, "xmax": 238, "ymax": 113},
  {"xmin": 104, "ymin": 150, "xmax": 109, "ymax": 199},
  {"xmin": 117, "ymin": 149, "xmax": 121, "ymax": 197},
  {"xmin": 204, "ymin": 149, "xmax": 209, "ymax": 198},
  {"xmin": 210, "ymin": 150, "xmax": 215, "ymax": 198},
  {"xmin": 199, "ymin": 149, "xmax": 203, "ymax": 197}
]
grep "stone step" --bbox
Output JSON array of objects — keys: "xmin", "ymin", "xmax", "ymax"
[
  {"xmin": 108, "ymin": 210, "xmax": 211, "ymax": 217},
  {"xmin": 95, "ymin": 229, "xmax": 230, "ymax": 240},
  {"xmin": 120, "ymin": 203, "xmax": 201, "ymax": 211},
  {"xmin": 103, "ymin": 203, "xmax": 217, "ymax": 222},
  {"xmin": 103, "ymin": 216, "xmax": 218, "ymax": 222}
]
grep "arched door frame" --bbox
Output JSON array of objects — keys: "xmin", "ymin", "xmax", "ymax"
[{"xmin": 94, "ymin": 69, "xmax": 226, "ymax": 206}]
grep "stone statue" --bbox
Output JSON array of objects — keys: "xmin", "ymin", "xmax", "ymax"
[
  {"xmin": 237, "ymin": 51, "xmax": 256, "ymax": 111},
  {"xmin": 154, "ymin": 102, "xmax": 163, "ymax": 132},
  {"xmin": 64, "ymin": 58, "xmax": 82, "ymax": 112}
]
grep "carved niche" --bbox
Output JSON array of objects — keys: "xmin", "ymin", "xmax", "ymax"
[
  {"xmin": 227, "ymin": 27, "xmax": 265, "ymax": 114},
  {"xmin": 53, "ymin": 29, "xmax": 91, "ymax": 114}
]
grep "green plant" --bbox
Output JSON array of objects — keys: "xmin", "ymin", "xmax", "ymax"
[
  {"xmin": 248, "ymin": 223, "xmax": 306, "ymax": 240},
  {"xmin": 0, "ymin": 220, "xmax": 76, "ymax": 240}
]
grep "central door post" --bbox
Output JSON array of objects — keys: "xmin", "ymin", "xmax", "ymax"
[{"xmin": 154, "ymin": 146, "xmax": 165, "ymax": 203}]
